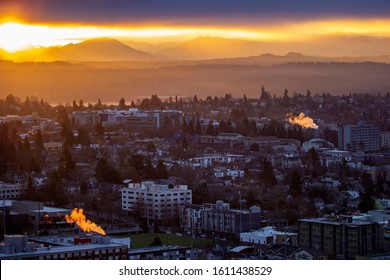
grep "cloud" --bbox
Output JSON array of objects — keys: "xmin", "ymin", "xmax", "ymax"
[{"xmin": 2, "ymin": 0, "xmax": 390, "ymax": 25}]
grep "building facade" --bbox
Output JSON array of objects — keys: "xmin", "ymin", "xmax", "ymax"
[
  {"xmin": 0, "ymin": 182, "xmax": 25, "ymax": 199},
  {"xmin": 338, "ymin": 121, "xmax": 380, "ymax": 152},
  {"xmin": 181, "ymin": 200, "xmax": 262, "ymax": 239},
  {"xmin": 0, "ymin": 234, "xmax": 128, "ymax": 260},
  {"xmin": 298, "ymin": 215, "xmax": 385, "ymax": 259},
  {"xmin": 122, "ymin": 181, "xmax": 192, "ymax": 223}
]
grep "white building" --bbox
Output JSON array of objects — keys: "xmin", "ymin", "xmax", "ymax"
[
  {"xmin": 302, "ymin": 138, "xmax": 334, "ymax": 152},
  {"xmin": 0, "ymin": 182, "xmax": 25, "ymax": 199},
  {"xmin": 214, "ymin": 168, "xmax": 244, "ymax": 179},
  {"xmin": 122, "ymin": 181, "xmax": 192, "ymax": 222},
  {"xmin": 240, "ymin": 226, "xmax": 298, "ymax": 246},
  {"xmin": 186, "ymin": 154, "xmax": 250, "ymax": 168}
]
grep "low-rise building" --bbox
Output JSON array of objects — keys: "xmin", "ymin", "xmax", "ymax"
[
  {"xmin": 0, "ymin": 234, "xmax": 128, "ymax": 260},
  {"xmin": 240, "ymin": 226, "xmax": 298, "ymax": 246}
]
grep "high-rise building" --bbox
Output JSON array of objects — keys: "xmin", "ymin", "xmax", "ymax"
[
  {"xmin": 298, "ymin": 215, "xmax": 384, "ymax": 259},
  {"xmin": 338, "ymin": 121, "xmax": 380, "ymax": 152}
]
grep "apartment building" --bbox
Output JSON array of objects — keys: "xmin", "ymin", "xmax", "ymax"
[
  {"xmin": 0, "ymin": 182, "xmax": 25, "ymax": 199},
  {"xmin": 181, "ymin": 200, "xmax": 262, "ymax": 239},
  {"xmin": 122, "ymin": 181, "xmax": 192, "ymax": 223},
  {"xmin": 298, "ymin": 215, "xmax": 384, "ymax": 259},
  {"xmin": 338, "ymin": 121, "xmax": 380, "ymax": 152}
]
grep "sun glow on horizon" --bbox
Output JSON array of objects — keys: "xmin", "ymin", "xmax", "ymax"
[
  {"xmin": 1, "ymin": 18, "xmax": 390, "ymax": 53},
  {"xmin": 0, "ymin": 21, "xmax": 270, "ymax": 53}
]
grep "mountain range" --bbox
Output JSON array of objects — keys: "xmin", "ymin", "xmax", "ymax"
[
  {"xmin": 8, "ymin": 38, "xmax": 153, "ymax": 62},
  {"xmin": 2, "ymin": 35, "xmax": 390, "ymax": 63}
]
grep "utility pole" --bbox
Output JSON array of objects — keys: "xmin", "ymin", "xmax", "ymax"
[
  {"xmin": 3, "ymin": 198, "xmax": 6, "ymax": 239},
  {"xmin": 239, "ymin": 191, "xmax": 242, "ymax": 237}
]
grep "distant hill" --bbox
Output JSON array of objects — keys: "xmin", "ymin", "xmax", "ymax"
[
  {"xmin": 37, "ymin": 38, "xmax": 153, "ymax": 61},
  {"xmin": 204, "ymin": 52, "xmax": 390, "ymax": 65},
  {"xmin": 155, "ymin": 36, "xmax": 264, "ymax": 60},
  {"xmin": 122, "ymin": 40, "xmax": 181, "ymax": 55},
  {"xmin": 1, "ymin": 60, "xmax": 390, "ymax": 104}
]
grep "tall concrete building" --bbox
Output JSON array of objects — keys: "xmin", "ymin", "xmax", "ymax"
[
  {"xmin": 338, "ymin": 121, "xmax": 380, "ymax": 152},
  {"xmin": 298, "ymin": 215, "xmax": 384, "ymax": 259},
  {"xmin": 122, "ymin": 181, "xmax": 192, "ymax": 223}
]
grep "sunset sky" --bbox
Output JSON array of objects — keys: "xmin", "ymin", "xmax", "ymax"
[{"xmin": 1, "ymin": 0, "xmax": 390, "ymax": 53}]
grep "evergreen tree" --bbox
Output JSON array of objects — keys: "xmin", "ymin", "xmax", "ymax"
[
  {"xmin": 195, "ymin": 119, "xmax": 202, "ymax": 135},
  {"xmin": 289, "ymin": 169, "xmax": 303, "ymax": 197},
  {"xmin": 181, "ymin": 136, "xmax": 188, "ymax": 150},
  {"xmin": 119, "ymin": 97, "xmax": 126, "ymax": 109},
  {"xmin": 143, "ymin": 158, "xmax": 156, "ymax": 180},
  {"xmin": 155, "ymin": 159, "xmax": 169, "ymax": 179},
  {"xmin": 34, "ymin": 130, "xmax": 44, "ymax": 158},
  {"xmin": 150, "ymin": 236, "xmax": 163, "ymax": 246},
  {"xmin": 260, "ymin": 85, "xmax": 270, "ymax": 102},
  {"xmin": 260, "ymin": 157, "xmax": 276, "ymax": 187}
]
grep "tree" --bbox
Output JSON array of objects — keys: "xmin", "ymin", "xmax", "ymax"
[
  {"xmin": 260, "ymin": 157, "xmax": 276, "ymax": 187},
  {"xmin": 206, "ymin": 121, "xmax": 214, "ymax": 135},
  {"xmin": 24, "ymin": 175, "xmax": 35, "ymax": 200},
  {"xmin": 79, "ymin": 99, "xmax": 84, "ymax": 109},
  {"xmin": 29, "ymin": 156, "xmax": 41, "ymax": 173},
  {"xmin": 195, "ymin": 119, "xmax": 202, "ymax": 135},
  {"xmin": 260, "ymin": 85, "xmax": 270, "ymax": 102},
  {"xmin": 72, "ymin": 100, "xmax": 78, "ymax": 110},
  {"xmin": 47, "ymin": 170, "xmax": 67, "ymax": 206},
  {"xmin": 128, "ymin": 154, "xmax": 145, "ymax": 179},
  {"xmin": 306, "ymin": 148, "xmax": 321, "ymax": 177},
  {"xmin": 61, "ymin": 147, "xmax": 75, "ymax": 179},
  {"xmin": 96, "ymin": 158, "xmax": 122, "ymax": 183},
  {"xmin": 34, "ymin": 130, "xmax": 44, "ymax": 158},
  {"xmin": 119, "ymin": 97, "xmax": 126, "ymax": 110},
  {"xmin": 155, "ymin": 159, "xmax": 169, "ymax": 179},
  {"xmin": 80, "ymin": 181, "xmax": 89, "ymax": 195},
  {"xmin": 282, "ymin": 89, "xmax": 290, "ymax": 108},
  {"xmin": 76, "ymin": 128, "xmax": 91, "ymax": 147},
  {"xmin": 95, "ymin": 123, "xmax": 104, "ymax": 137},
  {"xmin": 150, "ymin": 235, "xmax": 163, "ymax": 246},
  {"xmin": 143, "ymin": 158, "xmax": 156, "ymax": 180},
  {"xmin": 358, "ymin": 191, "xmax": 375, "ymax": 213},
  {"xmin": 146, "ymin": 142, "xmax": 156, "ymax": 153},
  {"xmin": 181, "ymin": 136, "xmax": 188, "ymax": 150},
  {"xmin": 289, "ymin": 169, "xmax": 303, "ymax": 197},
  {"xmin": 150, "ymin": 95, "xmax": 162, "ymax": 109}
]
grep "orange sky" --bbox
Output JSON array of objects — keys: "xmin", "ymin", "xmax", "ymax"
[{"xmin": 1, "ymin": 18, "xmax": 390, "ymax": 53}]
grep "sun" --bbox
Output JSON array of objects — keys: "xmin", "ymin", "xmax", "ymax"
[
  {"xmin": 0, "ymin": 22, "xmax": 85, "ymax": 52},
  {"xmin": 0, "ymin": 22, "xmax": 36, "ymax": 52}
]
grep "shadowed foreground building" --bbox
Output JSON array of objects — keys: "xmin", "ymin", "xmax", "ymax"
[
  {"xmin": 298, "ymin": 215, "xmax": 385, "ymax": 259},
  {"xmin": 0, "ymin": 234, "xmax": 129, "ymax": 260}
]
